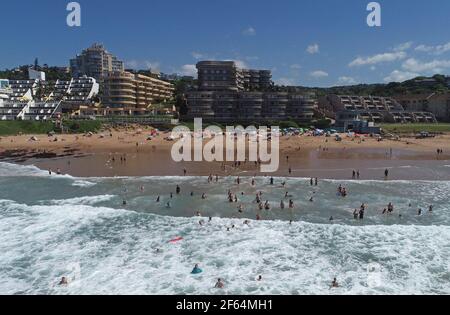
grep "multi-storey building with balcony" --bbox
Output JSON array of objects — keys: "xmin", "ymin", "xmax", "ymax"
[
  {"xmin": 196, "ymin": 61, "xmax": 273, "ymax": 92},
  {"xmin": 70, "ymin": 43, "xmax": 124, "ymax": 80},
  {"xmin": 319, "ymin": 94, "xmax": 437, "ymax": 124},
  {"xmin": 394, "ymin": 93, "xmax": 450, "ymax": 122},
  {"xmin": 197, "ymin": 61, "xmax": 245, "ymax": 92},
  {"xmin": 8, "ymin": 79, "xmax": 37, "ymax": 101},
  {"xmin": 187, "ymin": 61, "xmax": 313, "ymax": 123},
  {"xmin": 102, "ymin": 71, "xmax": 174, "ymax": 116},
  {"xmin": 186, "ymin": 91, "xmax": 315, "ymax": 123}
]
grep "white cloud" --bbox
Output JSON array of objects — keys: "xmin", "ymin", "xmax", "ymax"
[
  {"xmin": 242, "ymin": 27, "xmax": 256, "ymax": 36},
  {"xmin": 415, "ymin": 42, "xmax": 450, "ymax": 55},
  {"xmin": 306, "ymin": 44, "xmax": 320, "ymax": 54},
  {"xmin": 310, "ymin": 70, "xmax": 329, "ymax": 78},
  {"xmin": 191, "ymin": 52, "xmax": 204, "ymax": 60},
  {"xmin": 393, "ymin": 42, "xmax": 413, "ymax": 52},
  {"xmin": 290, "ymin": 64, "xmax": 302, "ymax": 70},
  {"xmin": 383, "ymin": 70, "xmax": 419, "ymax": 83},
  {"xmin": 233, "ymin": 60, "xmax": 248, "ymax": 69},
  {"xmin": 337, "ymin": 76, "xmax": 357, "ymax": 85},
  {"xmin": 276, "ymin": 77, "xmax": 296, "ymax": 86},
  {"xmin": 144, "ymin": 61, "xmax": 161, "ymax": 71},
  {"xmin": 180, "ymin": 64, "xmax": 197, "ymax": 77},
  {"xmin": 349, "ymin": 51, "xmax": 407, "ymax": 67},
  {"xmin": 402, "ymin": 58, "xmax": 450, "ymax": 73}
]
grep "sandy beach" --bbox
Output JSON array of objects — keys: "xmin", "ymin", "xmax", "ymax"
[{"xmin": 1, "ymin": 127, "xmax": 449, "ymax": 180}]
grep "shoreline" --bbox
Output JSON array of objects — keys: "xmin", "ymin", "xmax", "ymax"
[{"xmin": 0, "ymin": 130, "xmax": 449, "ymax": 180}]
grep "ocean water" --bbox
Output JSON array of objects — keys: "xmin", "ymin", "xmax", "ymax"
[{"xmin": 0, "ymin": 162, "xmax": 449, "ymax": 295}]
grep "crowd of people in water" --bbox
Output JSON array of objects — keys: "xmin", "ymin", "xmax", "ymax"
[{"xmin": 54, "ymin": 167, "xmax": 436, "ymax": 290}]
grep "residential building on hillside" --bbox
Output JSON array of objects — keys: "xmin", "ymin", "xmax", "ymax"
[
  {"xmin": 70, "ymin": 43, "xmax": 124, "ymax": 80},
  {"xmin": 394, "ymin": 93, "xmax": 450, "ymax": 122},
  {"xmin": 186, "ymin": 91, "xmax": 315, "ymax": 123},
  {"xmin": 187, "ymin": 61, "xmax": 313, "ymax": 122},
  {"xmin": 196, "ymin": 61, "xmax": 273, "ymax": 92},
  {"xmin": 102, "ymin": 71, "xmax": 174, "ymax": 116},
  {"xmin": 319, "ymin": 94, "xmax": 436, "ymax": 123}
]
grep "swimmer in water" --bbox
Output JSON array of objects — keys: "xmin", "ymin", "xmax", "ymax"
[
  {"xmin": 122, "ymin": 200, "xmax": 127, "ymax": 206},
  {"xmin": 331, "ymin": 278, "xmax": 339, "ymax": 288},
  {"xmin": 264, "ymin": 201, "xmax": 271, "ymax": 210},
  {"xmin": 309, "ymin": 196, "xmax": 314, "ymax": 202},
  {"xmin": 429, "ymin": 205, "xmax": 433, "ymax": 212},
  {"xmin": 59, "ymin": 277, "xmax": 69, "ymax": 286},
  {"xmin": 191, "ymin": 264, "xmax": 202, "ymax": 274},
  {"xmin": 270, "ymin": 177, "xmax": 274, "ymax": 185},
  {"xmin": 176, "ymin": 185, "xmax": 181, "ymax": 194},
  {"xmin": 156, "ymin": 196, "xmax": 160, "ymax": 202},
  {"xmin": 353, "ymin": 209, "xmax": 359, "ymax": 219},
  {"xmin": 48, "ymin": 169, "xmax": 52, "ymax": 175},
  {"xmin": 202, "ymin": 193, "xmax": 207, "ymax": 200},
  {"xmin": 238, "ymin": 205, "xmax": 244, "ymax": 213},
  {"xmin": 280, "ymin": 200, "xmax": 285, "ymax": 209},
  {"xmin": 166, "ymin": 201, "xmax": 171, "ymax": 208},
  {"xmin": 289, "ymin": 200, "xmax": 294, "ymax": 209},
  {"xmin": 418, "ymin": 208, "xmax": 422, "ymax": 216},
  {"xmin": 215, "ymin": 278, "xmax": 224, "ymax": 289},
  {"xmin": 257, "ymin": 275, "xmax": 262, "ymax": 281}
]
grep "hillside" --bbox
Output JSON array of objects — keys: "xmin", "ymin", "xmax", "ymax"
[{"xmin": 278, "ymin": 74, "xmax": 450, "ymax": 97}]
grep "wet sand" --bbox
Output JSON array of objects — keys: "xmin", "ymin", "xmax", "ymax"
[{"xmin": 1, "ymin": 130, "xmax": 449, "ymax": 180}]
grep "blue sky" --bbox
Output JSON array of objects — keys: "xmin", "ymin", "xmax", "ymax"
[{"xmin": 1, "ymin": 0, "xmax": 450, "ymax": 87}]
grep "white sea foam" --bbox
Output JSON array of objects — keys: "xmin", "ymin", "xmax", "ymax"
[
  {"xmin": 71, "ymin": 180, "xmax": 97, "ymax": 188},
  {"xmin": 0, "ymin": 162, "xmax": 48, "ymax": 177},
  {"xmin": 45, "ymin": 195, "xmax": 116, "ymax": 206},
  {"xmin": 0, "ymin": 199, "xmax": 449, "ymax": 295}
]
